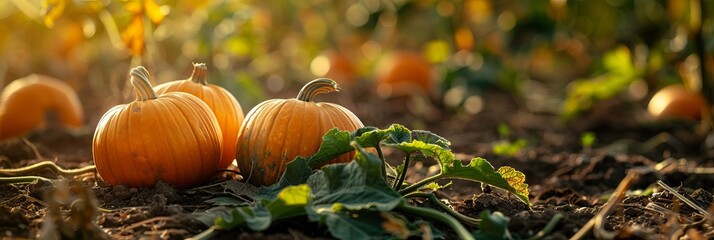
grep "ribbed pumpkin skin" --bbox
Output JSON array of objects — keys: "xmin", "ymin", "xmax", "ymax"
[
  {"xmin": 154, "ymin": 63, "xmax": 245, "ymax": 169},
  {"xmin": 0, "ymin": 74, "xmax": 84, "ymax": 140},
  {"xmin": 93, "ymin": 67, "xmax": 222, "ymax": 189},
  {"xmin": 236, "ymin": 79, "xmax": 364, "ymax": 186}
]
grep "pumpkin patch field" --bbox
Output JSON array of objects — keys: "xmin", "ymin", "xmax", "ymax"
[{"xmin": 3, "ymin": 1, "xmax": 714, "ymax": 239}]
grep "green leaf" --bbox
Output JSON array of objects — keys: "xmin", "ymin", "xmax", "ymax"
[
  {"xmin": 410, "ymin": 130, "xmax": 451, "ymax": 149},
  {"xmin": 267, "ymin": 184, "xmax": 311, "ymax": 220},
  {"xmin": 380, "ymin": 124, "xmax": 412, "ymax": 146},
  {"xmin": 204, "ymin": 197, "xmax": 248, "ymax": 207},
  {"xmin": 419, "ymin": 181, "xmax": 453, "ymax": 192},
  {"xmin": 474, "ymin": 210, "xmax": 513, "ymax": 240},
  {"xmin": 353, "ymin": 124, "xmax": 411, "ymax": 148},
  {"xmin": 396, "ymin": 140, "xmax": 530, "ymax": 205},
  {"xmin": 306, "ymin": 128, "xmax": 354, "ymax": 168},
  {"xmin": 215, "ymin": 184, "xmax": 311, "ymax": 231},
  {"xmin": 307, "ymin": 143, "xmax": 403, "ymax": 214},
  {"xmin": 215, "ymin": 202, "xmax": 271, "ymax": 231},
  {"xmin": 442, "ymin": 158, "xmax": 530, "ymax": 205},
  {"xmin": 257, "ymin": 157, "xmax": 312, "ymax": 199},
  {"xmin": 321, "ymin": 209, "xmax": 391, "ymax": 239}
]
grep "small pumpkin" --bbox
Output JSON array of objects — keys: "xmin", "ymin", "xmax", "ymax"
[
  {"xmin": 236, "ymin": 79, "xmax": 364, "ymax": 186},
  {"xmin": 0, "ymin": 74, "xmax": 84, "ymax": 140},
  {"xmin": 647, "ymin": 84, "xmax": 706, "ymax": 121},
  {"xmin": 374, "ymin": 50, "xmax": 434, "ymax": 98},
  {"xmin": 154, "ymin": 63, "xmax": 245, "ymax": 169},
  {"xmin": 93, "ymin": 66, "xmax": 223, "ymax": 189}
]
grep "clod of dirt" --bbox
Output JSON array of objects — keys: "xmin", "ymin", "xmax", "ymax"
[{"xmin": 0, "ymin": 206, "xmax": 30, "ymax": 237}]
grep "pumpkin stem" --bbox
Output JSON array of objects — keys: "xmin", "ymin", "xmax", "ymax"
[
  {"xmin": 296, "ymin": 78, "xmax": 339, "ymax": 102},
  {"xmin": 130, "ymin": 66, "xmax": 158, "ymax": 101},
  {"xmin": 190, "ymin": 63, "xmax": 208, "ymax": 85}
]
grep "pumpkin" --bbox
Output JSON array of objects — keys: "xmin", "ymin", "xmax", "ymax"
[
  {"xmin": 647, "ymin": 84, "xmax": 706, "ymax": 121},
  {"xmin": 93, "ymin": 66, "xmax": 223, "ymax": 189},
  {"xmin": 374, "ymin": 50, "xmax": 434, "ymax": 98},
  {"xmin": 0, "ymin": 74, "xmax": 84, "ymax": 140},
  {"xmin": 154, "ymin": 63, "xmax": 245, "ymax": 169},
  {"xmin": 311, "ymin": 50, "xmax": 359, "ymax": 87},
  {"xmin": 236, "ymin": 78, "xmax": 364, "ymax": 186}
]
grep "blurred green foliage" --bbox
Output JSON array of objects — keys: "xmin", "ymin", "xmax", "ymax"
[{"xmin": 0, "ymin": 0, "xmax": 711, "ymax": 124}]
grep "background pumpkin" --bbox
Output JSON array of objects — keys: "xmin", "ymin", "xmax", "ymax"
[
  {"xmin": 93, "ymin": 66, "xmax": 223, "ymax": 189},
  {"xmin": 236, "ymin": 78, "xmax": 364, "ymax": 186},
  {"xmin": 647, "ymin": 84, "xmax": 707, "ymax": 121},
  {"xmin": 374, "ymin": 50, "xmax": 434, "ymax": 98},
  {"xmin": 154, "ymin": 63, "xmax": 245, "ymax": 169},
  {"xmin": 0, "ymin": 74, "xmax": 84, "ymax": 140}
]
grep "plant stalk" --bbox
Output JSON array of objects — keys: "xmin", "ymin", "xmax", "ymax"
[
  {"xmin": 0, "ymin": 176, "xmax": 53, "ymax": 184},
  {"xmin": 393, "ymin": 153, "xmax": 412, "ymax": 190},
  {"xmin": 0, "ymin": 161, "xmax": 96, "ymax": 178},
  {"xmin": 528, "ymin": 213, "xmax": 563, "ymax": 240},
  {"xmin": 398, "ymin": 173, "xmax": 442, "ymax": 195},
  {"xmin": 406, "ymin": 192, "xmax": 480, "ymax": 227},
  {"xmin": 396, "ymin": 203, "xmax": 474, "ymax": 240},
  {"xmin": 376, "ymin": 145, "xmax": 386, "ymax": 180}
]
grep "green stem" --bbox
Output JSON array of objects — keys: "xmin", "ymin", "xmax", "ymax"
[
  {"xmin": 396, "ymin": 203, "xmax": 474, "ymax": 240},
  {"xmin": 375, "ymin": 145, "xmax": 386, "ymax": 180},
  {"xmin": 190, "ymin": 63, "xmax": 209, "ymax": 85},
  {"xmin": 398, "ymin": 173, "xmax": 442, "ymax": 195},
  {"xmin": 406, "ymin": 192, "xmax": 480, "ymax": 227},
  {"xmin": 0, "ymin": 161, "xmax": 96, "ymax": 178},
  {"xmin": 130, "ymin": 66, "xmax": 158, "ymax": 101},
  {"xmin": 296, "ymin": 78, "xmax": 339, "ymax": 102},
  {"xmin": 393, "ymin": 153, "xmax": 412, "ymax": 190},
  {"xmin": 0, "ymin": 176, "xmax": 53, "ymax": 184},
  {"xmin": 527, "ymin": 213, "xmax": 563, "ymax": 240},
  {"xmin": 187, "ymin": 226, "xmax": 220, "ymax": 240}
]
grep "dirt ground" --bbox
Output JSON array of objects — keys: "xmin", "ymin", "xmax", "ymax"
[{"xmin": 1, "ymin": 88, "xmax": 713, "ymax": 239}]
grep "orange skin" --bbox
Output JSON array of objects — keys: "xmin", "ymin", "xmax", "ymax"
[
  {"xmin": 236, "ymin": 79, "xmax": 364, "ymax": 186},
  {"xmin": 93, "ymin": 67, "xmax": 223, "ymax": 189},
  {"xmin": 0, "ymin": 74, "xmax": 84, "ymax": 140},
  {"xmin": 648, "ymin": 84, "xmax": 707, "ymax": 121},
  {"xmin": 323, "ymin": 51, "xmax": 358, "ymax": 86},
  {"xmin": 375, "ymin": 51, "xmax": 434, "ymax": 98},
  {"xmin": 155, "ymin": 63, "xmax": 245, "ymax": 169}
]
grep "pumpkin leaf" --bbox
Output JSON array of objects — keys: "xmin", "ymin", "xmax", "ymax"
[
  {"xmin": 307, "ymin": 143, "xmax": 403, "ymax": 214},
  {"xmin": 419, "ymin": 181, "xmax": 453, "ymax": 192},
  {"xmin": 305, "ymin": 128, "xmax": 354, "ymax": 168},
  {"xmin": 204, "ymin": 197, "xmax": 247, "ymax": 207},
  {"xmin": 411, "ymin": 130, "xmax": 451, "ymax": 149},
  {"xmin": 42, "ymin": 0, "xmax": 66, "ymax": 28},
  {"xmin": 395, "ymin": 140, "xmax": 530, "ymax": 205},
  {"xmin": 317, "ymin": 209, "xmax": 392, "ymax": 239},
  {"xmin": 266, "ymin": 184, "xmax": 311, "ymax": 220},
  {"xmin": 214, "ymin": 184, "xmax": 310, "ymax": 231},
  {"xmin": 352, "ymin": 124, "xmax": 410, "ymax": 148},
  {"xmin": 257, "ymin": 157, "xmax": 312, "ymax": 199}
]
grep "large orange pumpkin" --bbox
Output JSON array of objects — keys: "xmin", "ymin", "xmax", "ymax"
[
  {"xmin": 93, "ymin": 66, "xmax": 223, "ymax": 189},
  {"xmin": 374, "ymin": 50, "xmax": 434, "ymax": 98},
  {"xmin": 236, "ymin": 78, "xmax": 364, "ymax": 186},
  {"xmin": 154, "ymin": 63, "xmax": 245, "ymax": 169},
  {"xmin": 0, "ymin": 74, "xmax": 84, "ymax": 140}
]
